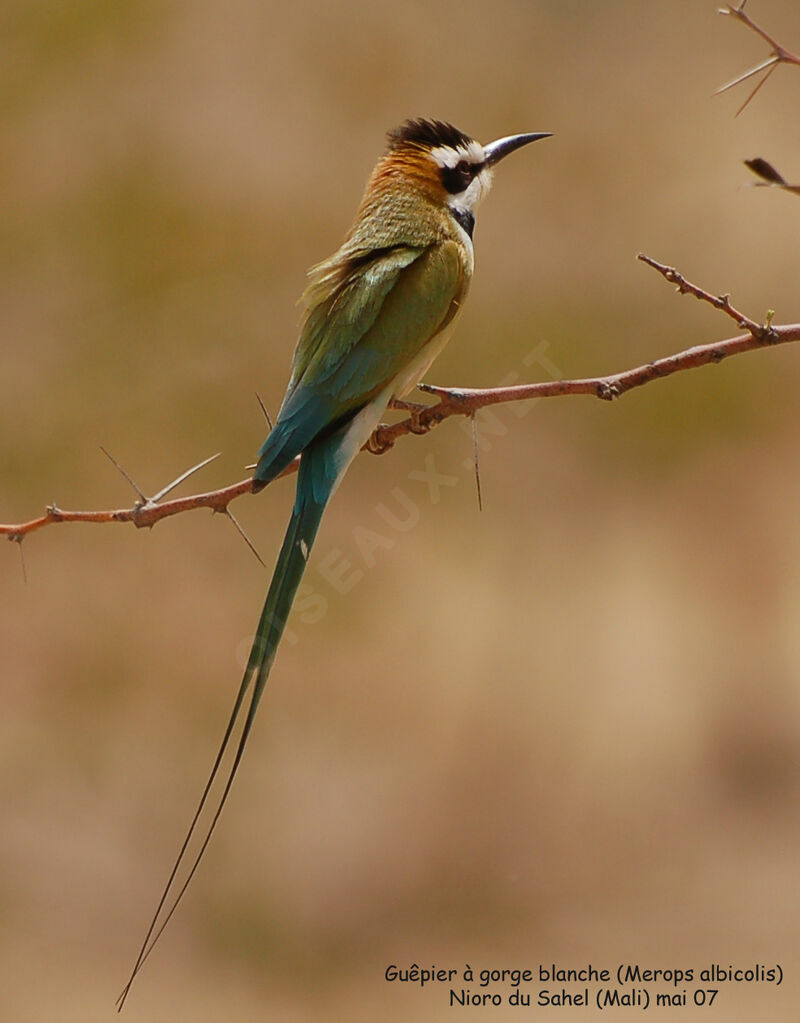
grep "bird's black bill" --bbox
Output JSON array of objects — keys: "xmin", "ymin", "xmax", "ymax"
[{"xmin": 483, "ymin": 132, "xmax": 552, "ymax": 167}]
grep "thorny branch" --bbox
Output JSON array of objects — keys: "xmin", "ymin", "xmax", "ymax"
[
  {"xmin": 3, "ymin": 255, "xmax": 799, "ymax": 544},
  {"xmin": 716, "ymin": 2, "xmax": 800, "ymax": 115}
]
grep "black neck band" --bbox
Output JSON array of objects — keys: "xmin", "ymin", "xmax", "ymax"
[{"xmin": 451, "ymin": 207, "xmax": 475, "ymax": 238}]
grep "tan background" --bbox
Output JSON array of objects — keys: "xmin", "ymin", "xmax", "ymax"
[{"xmin": 2, "ymin": 0, "xmax": 800, "ymax": 1019}]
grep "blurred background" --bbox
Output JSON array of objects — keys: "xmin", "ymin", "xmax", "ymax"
[{"xmin": 2, "ymin": 0, "xmax": 800, "ymax": 1019}]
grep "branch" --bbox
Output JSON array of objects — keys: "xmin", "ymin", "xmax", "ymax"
[
  {"xmin": 3, "ymin": 254, "xmax": 799, "ymax": 543},
  {"xmin": 716, "ymin": 2, "xmax": 800, "ymax": 114}
]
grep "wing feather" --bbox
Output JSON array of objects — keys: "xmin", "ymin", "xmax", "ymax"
[{"xmin": 255, "ymin": 240, "xmax": 467, "ymax": 484}]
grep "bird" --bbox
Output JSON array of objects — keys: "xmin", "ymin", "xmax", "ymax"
[{"xmin": 117, "ymin": 117, "xmax": 550, "ymax": 1007}]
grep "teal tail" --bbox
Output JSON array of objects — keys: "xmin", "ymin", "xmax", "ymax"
[{"xmin": 117, "ymin": 435, "xmax": 340, "ymax": 1009}]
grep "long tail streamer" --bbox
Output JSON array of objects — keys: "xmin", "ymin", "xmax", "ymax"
[{"xmin": 116, "ymin": 441, "xmax": 336, "ymax": 1010}]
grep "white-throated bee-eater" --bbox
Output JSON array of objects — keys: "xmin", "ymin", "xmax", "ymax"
[{"xmin": 118, "ymin": 118, "xmax": 550, "ymax": 1006}]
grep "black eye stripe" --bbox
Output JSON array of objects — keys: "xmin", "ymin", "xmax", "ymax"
[{"xmin": 441, "ymin": 161, "xmax": 483, "ymax": 194}]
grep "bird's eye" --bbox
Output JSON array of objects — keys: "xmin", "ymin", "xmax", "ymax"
[{"xmin": 440, "ymin": 159, "xmax": 475, "ymax": 194}]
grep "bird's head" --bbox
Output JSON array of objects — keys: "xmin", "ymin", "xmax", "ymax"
[{"xmin": 368, "ymin": 118, "xmax": 551, "ymax": 237}]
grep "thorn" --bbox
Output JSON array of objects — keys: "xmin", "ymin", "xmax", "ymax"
[
  {"xmin": 596, "ymin": 381, "xmax": 620, "ymax": 401},
  {"xmin": 224, "ymin": 508, "xmax": 265, "ymax": 566},
  {"xmin": 471, "ymin": 413, "xmax": 483, "ymax": 512},
  {"xmin": 735, "ymin": 60, "xmax": 778, "ymax": 116},
  {"xmin": 100, "ymin": 446, "xmax": 147, "ymax": 502},
  {"xmin": 715, "ymin": 54, "xmax": 778, "ymax": 97},
  {"xmin": 418, "ymin": 382, "xmax": 470, "ymax": 406},
  {"xmin": 12, "ymin": 535, "xmax": 27, "ymax": 583},
  {"xmin": 255, "ymin": 392, "xmax": 273, "ymax": 430},
  {"xmin": 151, "ymin": 453, "xmax": 221, "ymax": 503},
  {"xmin": 418, "ymin": 382, "xmax": 460, "ymax": 396}
]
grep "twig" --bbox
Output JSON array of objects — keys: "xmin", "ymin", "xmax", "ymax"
[
  {"xmin": 717, "ymin": 2, "xmax": 800, "ymax": 114},
  {"xmin": 720, "ymin": 2, "xmax": 800, "ymax": 58},
  {"xmin": 3, "ymin": 255, "xmax": 799, "ymax": 543},
  {"xmin": 635, "ymin": 253, "xmax": 773, "ymax": 338}
]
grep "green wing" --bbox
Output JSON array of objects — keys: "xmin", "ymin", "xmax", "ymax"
[
  {"xmin": 295, "ymin": 240, "xmax": 465, "ymax": 399},
  {"xmin": 289, "ymin": 244, "xmax": 425, "ymax": 394},
  {"xmin": 255, "ymin": 239, "xmax": 467, "ymax": 483}
]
